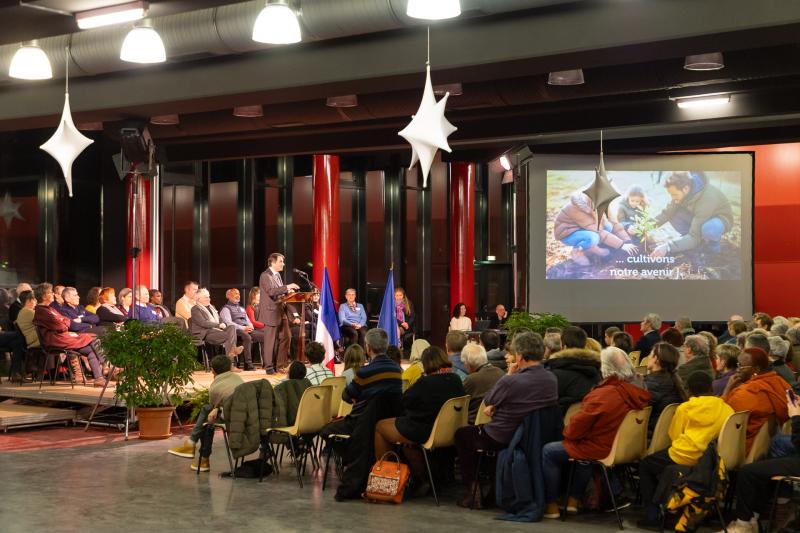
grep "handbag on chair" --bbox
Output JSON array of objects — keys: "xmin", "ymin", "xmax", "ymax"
[{"xmin": 363, "ymin": 451, "xmax": 410, "ymax": 504}]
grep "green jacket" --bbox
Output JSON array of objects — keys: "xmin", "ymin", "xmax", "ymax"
[
  {"xmin": 222, "ymin": 379, "xmax": 274, "ymax": 459},
  {"xmin": 273, "ymin": 378, "xmax": 311, "ymax": 428},
  {"xmin": 676, "ymin": 355, "xmax": 714, "ymax": 386}
]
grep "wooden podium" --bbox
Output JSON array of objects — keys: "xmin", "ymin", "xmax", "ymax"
[{"xmin": 278, "ymin": 292, "xmax": 317, "ymax": 363}]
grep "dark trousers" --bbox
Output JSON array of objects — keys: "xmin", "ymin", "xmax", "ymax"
[
  {"xmin": 736, "ymin": 456, "xmax": 800, "ymax": 521},
  {"xmin": 0, "ymin": 331, "xmax": 26, "ymax": 375},
  {"xmin": 340, "ymin": 325, "xmax": 365, "ymax": 348},
  {"xmin": 76, "ymin": 340, "xmax": 106, "ymax": 379},
  {"xmin": 262, "ymin": 318, "xmax": 291, "ymax": 371},
  {"xmin": 454, "ymin": 425, "xmax": 506, "ymax": 485},
  {"xmin": 234, "ymin": 328, "xmax": 264, "ymax": 366},
  {"xmin": 640, "ymin": 448, "xmax": 677, "ymax": 520}
]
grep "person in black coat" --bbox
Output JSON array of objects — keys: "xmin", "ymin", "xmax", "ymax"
[
  {"xmin": 635, "ymin": 313, "xmax": 663, "ymax": 358},
  {"xmin": 394, "ymin": 287, "xmax": 415, "ymax": 355},
  {"xmin": 644, "ymin": 342, "xmax": 688, "ymax": 433},
  {"xmin": 544, "ymin": 326, "xmax": 601, "ymax": 413},
  {"xmin": 374, "ymin": 346, "xmax": 465, "ymax": 487}
]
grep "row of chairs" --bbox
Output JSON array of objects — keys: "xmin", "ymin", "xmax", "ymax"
[{"xmin": 5, "ymin": 323, "xmax": 89, "ymax": 389}]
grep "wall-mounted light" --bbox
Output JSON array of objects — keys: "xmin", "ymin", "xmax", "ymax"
[
  {"xmin": 684, "ymin": 52, "xmax": 724, "ymax": 71},
  {"xmin": 76, "ymin": 1, "xmax": 148, "ymax": 30},
  {"xmin": 252, "ymin": 0, "xmax": 301, "ymax": 44},
  {"xmin": 674, "ymin": 94, "xmax": 730, "ymax": 109},
  {"xmin": 548, "ymin": 69, "xmax": 585, "ymax": 86}
]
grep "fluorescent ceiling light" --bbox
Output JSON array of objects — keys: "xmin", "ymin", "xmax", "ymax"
[
  {"xmin": 76, "ymin": 1, "xmax": 147, "ymax": 30},
  {"xmin": 433, "ymin": 83, "xmax": 463, "ymax": 96},
  {"xmin": 9, "ymin": 42, "xmax": 52, "ymax": 80},
  {"xmin": 326, "ymin": 95, "xmax": 358, "ymax": 108},
  {"xmin": 233, "ymin": 105, "xmax": 264, "ymax": 117},
  {"xmin": 252, "ymin": 1, "xmax": 301, "ymax": 44},
  {"xmin": 120, "ymin": 21, "xmax": 166, "ymax": 63},
  {"xmin": 548, "ymin": 69, "xmax": 585, "ymax": 86},
  {"xmin": 499, "ymin": 155, "xmax": 511, "ymax": 171},
  {"xmin": 675, "ymin": 94, "xmax": 730, "ymax": 109},
  {"xmin": 684, "ymin": 52, "xmax": 724, "ymax": 71},
  {"xmin": 150, "ymin": 114, "xmax": 179, "ymax": 125},
  {"xmin": 407, "ymin": 0, "xmax": 461, "ymax": 20}
]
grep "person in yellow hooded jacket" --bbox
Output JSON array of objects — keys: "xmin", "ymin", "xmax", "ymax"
[{"xmin": 637, "ymin": 371, "xmax": 734, "ymax": 530}]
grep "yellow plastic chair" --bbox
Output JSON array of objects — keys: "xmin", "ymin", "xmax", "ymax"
[
  {"xmin": 744, "ymin": 415, "xmax": 777, "ymax": 465},
  {"xmin": 563, "ymin": 402, "xmax": 582, "ymax": 427},
  {"xmin": 402, "ymin": 379, "xmax": 411, "ymax": 392},
  {"xmin": 629, "ymin": 350, "xmax": 642, "ymax": 367},
  {"xmin": 717, "ymin": 411, "xmax": 750, "ymax": 472},
  {"xmin": 647, "ymin": 403, "xmax": 679, "ymax": 456},
  {"xmin": 563, "ymin": 407, "xmax": 652, "ymax": 530},
  {"xmin": 321, "ymin": 376, "xmax": 346, "ymax": 420},
  {"xmin": 337, "ymin": 400, "xmax": 353, "ymax": 418},
  {"xmin": 266, "ymin": 385, "xmax": 332, "ymax": 488},
  {"xmin": 474, "ymin": 399, "xmax": 492, "ymax": 426}
]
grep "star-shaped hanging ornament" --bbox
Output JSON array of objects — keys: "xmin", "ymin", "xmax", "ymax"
[
  {"xmin": 40, "ymin": 92, "xmax": 93, "ymax": 197},
  {"xmin": 582, "ymin": 134, "xmax": 619, "ymax": 229},
  {"xmin": 0, "ymin": 192, "xmax": 24, "ymax": 229},
  {"xmin": 398, "ymin": 64, "xmax": 457, "ymax": 187}
]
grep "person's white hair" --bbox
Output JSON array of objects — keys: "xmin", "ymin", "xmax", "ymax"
[
  {"xmin": 684, "ymin": 335, "xmax": 709, "ymax": 358},
  {"xmin": 409, "ymin": 338, "xmax": 430, "ymax": 363},
  {"xmin": 600, "ymin": 346, "xmax": 635, "ymax": 382},
  {"xmin": 644, "ymin": 313, "xmax": 662, "ymax": 329},
  {"xmin": 196, "ymin": 288, "xmax": 210, "ymax": 298},
  {"xmin": 770, "ymin": 323, "xmax": 789, "ymax": 337},
  {"xmin": 768, "ymin": 336, "xmax": 791, "ymax": 359},
  {"xmin": 461, "ymin": 342, "xmax": 488, "ymax": 369},
  {"xmin": 773, "ymin": 315, "xmax": 790, "ymax": 328},
  {"xmin": 543, "ymin": 332, "xmax": 562, "ymax": 353}
]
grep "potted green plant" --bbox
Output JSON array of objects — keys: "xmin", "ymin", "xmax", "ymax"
[
  {"xmin": 102, "ymin": 321, "xmax": 197, "ymax": 439},
  {"xmin": 502, "ymin": 310, "xmax": 572, "ymax": 338}
]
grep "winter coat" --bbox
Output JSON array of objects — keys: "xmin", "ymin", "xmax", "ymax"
[
  {"xmin": 33, "ymin": 304, "xmax": 95, "ymax": 350},
  {"xmin": 563, "ymin": 376, "xmax": 652, "ymax": 460},
  {"xmin": 668, "ymin": 395, "xmax": 734, "ymax": 465},
  {"xmin": 645, "ymin": 371, "xmax": 686, "ymax": 433},
  {"xmin": 553, "ymin": 192, "xmax": 632, "ymax": 249},
  {"xmin": 272, "ymin": 378, "xmax": 311, "ymax": 428},
  {"xmin": 545, "ymin": 348, "xmax": 602, "ymax": 413},
  {"xmin": 676, "ymin": 355, "xmax": 714, "ymax": 386},
  {"xmin": 222, "ymin": 379, "xmax": 275, "ymax": 459},
  {"xmin": 723, "ymin": 371, "xmax": 790, "ymax": 453}
]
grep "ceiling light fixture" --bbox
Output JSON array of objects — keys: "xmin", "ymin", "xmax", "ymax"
[
  {"xmin": 684, "ymin": 52, "xmax": 724, "ymax": 71},
  {"xmin": 547, "ymin": 69, "xmax": 585, "ymax": 86},
  {"xmin": 76, "ymin": 1, "xmax": 148, "ymax": 30},
  {"xmin": 433, "ymin": 82, "xmax": 463, "ymax": 96},
  {"xmin": 150, "ymin": 114, "xmax": 179, "ymax": 125},
  {"xmin": 326, "ymin": 95, "xmax": 358, "ymax": 108},
  {"xmin": 120, "ymin": 20, "xmax": 166, "ymax": 63},
  {"xmin": 674, "ymin": 94, "xmax": 730, "ymax": 109},
  {"xmin": 406, "ymin": 0, "xmax": 461, "ymax": 20},
  {"xmin": 233, "ymin": 105, "xmax": 264, "ymax": 117},
  {"xmin": 252, "ymin": 0, "xmax": 301, "ymax": 44},
  {"xmin": 9, "ymin": 41, "xmax": 53, "ymax": 80}
]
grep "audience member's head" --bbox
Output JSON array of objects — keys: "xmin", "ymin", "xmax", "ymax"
[
  {"xmin": 604, "ymin": 326, "xmax": 621, "ymax": 347},
  {"xmin": 649, "ymin": 342, "xmax": 680, "ymax": 374},
  {"xmin": 511, "ymin": 331, "xmax": 545, "ymax": 363},
  {"xmin": 698, "ymin": 331, "xmax": 718, "ymax": 359},
  {"xmin": 675, "ymin": 316, "xmax": 693, "ymax": 332},
  {"xmin": 445, "ymin": 330, "xmax": 468, "ymax": 354},
  {"xmin": 660, "ymin": 327, "xmax": 684, "ymax": 348},
  {"xmin": 18, "ymin": 290, "xmax": 36, "ymax": 309},
  {"xmin": 344, "ymin": 288, "xmax": 357, "ymax": 304},
  {"xmin": 683, "ymin": 334, "xmax": 709, "ymax": 361},
  {"xmin": 15, "ymin": 282, "xmax": 32, "ymax": 297},
  {"xmin": 770, "ymin": 323, "xmax": 789, "ymax": 337},
  {"xmin": 641, "ymin": 313, "xmax": 662, "ymax": 332},
  {"xmin": 687, "ymin": 371, "xmax": 714, "ymax": 397},
  {"xmin": 34, "ymin": 283, "xmax": 53, "ymax": 305},
  {"xmin": 773, "ymin": 316, "xmax": 790, "ymax": 328},
  {"xmin": 728, "ymin": 320, "xmax": 748, "ymax": 337},
  {"xmin": 248, "ymin": 286, "xmax": 260, "ymax": 307},
  {"xmin": 211, "ymin": 354, "xmax": 231, "ymax": 375},
  {"xmin": 62, "ymin": 287, "xmax": 79, "ymax": 307},
  {"xmin": 461, "ymin": 342, "xmax": 488, "ymax": 373},
  {"xmin": 495, "ymin": 304, "xmax": 507, "ymax": 319},
  {"xmin": 736, "ymin": 331, "xmax": 748, "ymax": 349},
  {"xmin": 600, "ymin": 347, "xmax": 636, "ymax": 382},
  {"xmin": 98, "ymin": 287, "xmax": 116, "ymax": 305},
  {"xmin": 716, "ymin": 344, "xmax": 741, "ymax": 372},
  {"xmin": 183, "ymin": 280, "xmax": 199, "ymax": 300},
  {"xmin": 365, "ymin": 328, "xmax": 389, "ymax": 356},
  {"xmin": 452, "ymin": 302, "xmax": 467, "ymax": 319},
  {"xmin": 768, "ymin": 336, "xmax": 791, "ymax": 361},
  {"xmin": 787, "ymin": 327, "xmax": 800, "ymax": 347},
  {"xmin": 543, "ymin": 332, "xmax": 562, "ymax": 359},
  {"xmin": 386, "ymin": 345, "xmax": 402, "ymax": 365},
  {"xmin": 86, "ymin": 286, "xmax": 101, "ymax": 307},
  {"xmin": 53, "ymin": 285, "xmax": 65, "ymax": 305},
  {"xmin": 137, "ymin": 285, "xmax": 150, "ymax": 304},
  {"xmin": 421, "ymin": 346, "xmax": 452, "ymax": 375},
  {"xmin": 739, "ymin": 347, "xmax": 770, "ymax": 382},
  {"xmin": 409, "ymin": 338, "xmax": 430, "ymax": 363},
  {"xmin": 545, "ymin": 327, "xmax": 563, "ymax": 335},
  {"xmin": 585, "ymin": 337, "xmax": 602, "ymax": 353},
  {"xmin": 304, "ymin": 342, "xmax": 326, "ymax": 365},
  {"xmin": 118, "ymin": 287, "xmax": 133, "ymax": 307},
  {"xmin": 612, "ymin": 331, "xmax": 633, "ymax": 353},
  {"xmin": 480, "ymin": 330, "xmax": 500, "ymax": 352},
  {"xmin": 225, "ymin": 288, "xmax": 241, "ymax": 303},
  {"xmin": 745, "ymin": 332, "xmax": 771, "ymax": 355},
  {"xmin": 288, "ymin": 361, "xmax": 307, "ymax": 380},
  {"xmin": 343, "ymin": 344, "xmax": 366, "ymax": 372},
  {"xmin": 194, "ymin": 288, "xmax": 209, "ymax": 305},
  {"xmin": 561, "ymin": 326, "xmax": 588, "ymax": 350},
  {"xmin": 753, "ymin": 312, "xmax": 773, "ymax": 331},
  {"xmin": 148, "ymin": 289, "xmax": 163, "ymax": 305}
]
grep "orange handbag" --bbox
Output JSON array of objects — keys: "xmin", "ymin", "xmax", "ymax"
[{"xmin": 363, "ymin": 451, "xmax": 410, "ymax": 504}]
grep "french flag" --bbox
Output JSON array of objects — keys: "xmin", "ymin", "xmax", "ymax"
[{"xmin": 315, "ymin": 267, "xmax": 341, "ymax": 373}]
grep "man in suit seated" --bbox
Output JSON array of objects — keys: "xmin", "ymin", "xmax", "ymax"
[
  {"xmin": 488, "ymin": 304, "xmax": 509, "ymax": 329},
  {"xmin": 59, "ymin": 286, "xmax": 104, "ymax": 334},
  {"xmin": 131, "ymin": 285, "xmax": 161, "ymax": 323},
  {"xmin": 338, "ymin": 288, "xmax": 367, "ymax": 348},
  {"xmin": 190, "ymin": 288, "xmax": 243, "ymax": 371},
  {"xmin": 8, "ymin": 282, "xmax": 32, "ymax": 324},
  {"xmin": 220, "ymin": 288, "xmax": 263, "ymax": 371}
]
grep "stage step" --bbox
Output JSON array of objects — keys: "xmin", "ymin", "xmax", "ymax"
[{"xmin": 0, "ymin": 403, "xmax": 76, "ymax": 432}]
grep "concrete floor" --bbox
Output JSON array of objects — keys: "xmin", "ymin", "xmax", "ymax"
[{"xmin": 0, "ymin": 433, "xmax": 647, "ymax": 533}]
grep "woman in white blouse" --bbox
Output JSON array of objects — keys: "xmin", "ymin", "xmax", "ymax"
[{"xmin": 449, "ymin": 302, "xmax": 472, "ymax": 332}]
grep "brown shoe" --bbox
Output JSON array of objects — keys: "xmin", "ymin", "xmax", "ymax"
[
  {"xmin": 69, "ymin": 357, "xmax": 85, "ymax": 383},
  {"xmin": 93, "ymin": 378, "xmax": 107, "ymax": 387}
]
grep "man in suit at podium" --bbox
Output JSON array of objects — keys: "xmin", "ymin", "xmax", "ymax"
[{"xmin": 259, "ymin": 253, "xmax": 299, "ymax": 374}]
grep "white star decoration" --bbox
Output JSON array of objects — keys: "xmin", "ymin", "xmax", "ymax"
[
  {"xmin": 0, "ymin": 192, "xmax": 24, "ymax": 229},
  {"xmin": 40, "ymin": 92, "xmax": 93, "ymax": 197},
  {"xmin": 398, "ymin": 64, "xmax": 457, "ymax": 187}
]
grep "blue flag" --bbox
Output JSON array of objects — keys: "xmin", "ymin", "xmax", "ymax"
[
  {"xmin": 314, "ymin": 267, "xmax": 341, "ymax": 372},
  {"xmin": 377, "ymin": 269, "xmax": 399, "ymax": 347}
]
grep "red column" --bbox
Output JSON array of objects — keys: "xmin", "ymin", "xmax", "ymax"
[
  {"xmin": 312, "ymin": 154, "xmax": 341, "ymax": 301},
  {"xmin": 450, "ymin": 162, "xmax": 475, "ymax": 321},
  {"xmin": 126, "ymin": 176, "xmax": 151, "ymax": 289}
]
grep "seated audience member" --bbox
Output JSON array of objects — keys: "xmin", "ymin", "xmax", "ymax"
[
  {"xmin": 543, "ymin": 332, "xmax": 562, "ymax": 360},
  {"xmin": 95, "ymin": 287, "xmax": 128, "ymax": 327},
  {"xmin": 719, "ymin": 314, "xmax": 744, "ymax": 344},
  {"xmin": 544, "ymin": 325, "xmax": 602, "ymax": 414},
  {"xmin": 723, "ymin": 347, "xmax": 789, "ymax": 454},
  {"xmin": 0, "ymin": 288, "xmax": 10, "ymax": 330},
  {"xmin": 8, "ymin": 282, "xmax": 32, "ymax": 324},
  {"xmin": 168, "ymin": 354, "xmax": 244, "ymax": 472},
  {"xmin": 190, "ymin": 288, "xmax": 243, "ymax": 365},
  {"xmin": 660, "ymin": 327, "xmax": 684, "ymax": 349},
  {"xmin": 2, "ymin": 291, "xmax": 28, "ymax": 380},
  {"xmin": 394, "ymin": 287, "xmax": 415, "ymax": 353},
  {"xmin": 342, "ymin": 344, "xmax": 366, "ymax": 385},
  {"xmin": 117, "ymin": 287, "xmax": 132, "ymax": 316},
  {"xmin": 462, "ymin": 342, "xmax": 505, "ymax": 423},
  {"xmin": 788, "ymin": 327, "xmax": 800, "ymax": 372},
  {"xmin": 245, "ymin": 287, "xmax": 265, "ymax": 331},
  {"xmin": 130, "ymin": 285, "xmax": 161, "ymax": 323},
  {"xmin": 635, "ymin": 313, "xmax": 663, "ymax": 358},
  {"xmin": 175, "ymin": 281, "xmax": 199, "ymax": 323},
  {"xmin": 698, "ymin": 330, "xmax": 719, "ymax": 364},
  {"xmin": 374, "ymin": 346, "xmax": 465, "ymax": 492},
  {"xmin": 220, "ymin": 288, "xmax": 263, "ymax": 371},
  {"xmin": 753, "ymin": 312, "xmax": 774, "ymax": 332},
  {"xmin": 305, "ymin": 341, "xmax": 333, "ymax": 384},
  {"xmin": 546, "ymin": 327, "xmax": 564, "ymax": 335},
  {"xmin": 645, "ymin": 342, "xmax": 688, "ymax": 433},
  {"xmin": 612, "ymin": 331, "xmax": 634, "ymax": 354},
  {"xmin": 386, "ymin": 345, "xmax": 402, "ymax": 365},
  {"xmin": 449, "ymin": 302, "xmax": 472, "ymax": 332},
  {"xmin": 338, "ymin": 288, "xmax": 367, "ymax": 348},
  {"xmin": 723, "ymin": 391, "xmax": 800, "ymax": 533},
  {"xmin": 676, "ymin": 335, "xmax": 714, "ymax": 385},
  {"xmin": 84, "ymin": 286, "xmax": 101, "ymax": 315},
  {"xmin": 454, "ymin": 331, "xmax": 558, "ymax": 507},
  {"xmin": 771, "ymin": 323, "xmax": 790, "ymax": 337},
  {"xmin": 446, "ymin": 330, "xmax": 469, "ymax": 381},
  {"xmin": 59, "ymin": 286, "xmax": 103, "ymax": 333},
  {"xmin": 542, "ymin": 347, "xmax": 651, "ymax": 518},
  {"xmin": 726, "ymin": 320, "xmax": 748, "ymax": 345},
  {"xmin": 402, "ymin": 338, "xmax": 431, "ymax": 387},
  {"xmin": 286, "ymin": 360, "xmax": 308, "ymax": 382},
  {"xmin": 51, "ymin": 284, "xmax": 66, "ymax": 313},
  {"xmin": 604, "ymin": 326, "xmax": 621, "ymax": 348},
  {"xmin": 675, "ymin": 316, "xmax": 695, "ymax": 336},
  {"xmin": 488, "ymin": 304, "xmax": 509, "ymax": 330},
  {"xmin": 585, "ymin": 337, "xmax": 602, "ymax": 353},
  {"xmin": 14, "ymin": 290, "xmax": 39, "ymax": 349},
  {"xmin": 33, "ymin": 282, "xmax": 107, "ymax": 386},
  {"xmin": 149, "ymin": 289, "xmax": 171, "ymax": 319},
  {"xmin": 481, "ymin": 330, "xmax": 507, "ymax": 371},
  {"xmin": 637, "ymin": 372, "xmax": 734, "ymax": 529},
  {"xmin": 768, "ymin": 335, "xmax": 795, "ymax": 385},
  {"xmin": 340, "ymin": 328, "xmax": 402, "ymax": 411},
  {"xmin": 712, "ymin": 344, "xmax": 741, "ymax": 396}
]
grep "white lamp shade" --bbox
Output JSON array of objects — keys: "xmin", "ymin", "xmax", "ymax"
[
  {"xmin": 120, "ymin": 26, "xmax": 166, "ymax": 63},
  {"xmin": 684, "ymin": 52, "xmax": 724, "ymax": 71},
  {"xmin": 9, "ymin": 44, "xmax": 53, "ymax": 80},
  {"xmin": 407, "ymin": 0, "xmax": 461, "ymax": 20},
  {"xmin": 252, "ymin": 3, "xmax": 301, "ymax": 44}
]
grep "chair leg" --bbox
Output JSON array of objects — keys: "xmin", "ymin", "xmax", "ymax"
[
  {"xmin": 562, "ymin": 460, "xmax": 576, "ymax": 521},
  {"xmin": 766, "ymin": 478, "xmax": 785, "ymax": 533},
  {"xmin": 601, "ymin": 465, "xmax": 624, "ymax": 530},
  {"xmin": 222, "ymin": 429, "xmax": 235, "ymax": 478},
  {"xmin": 715, "ymin": 501, "xmax": 728, "ymax": 533},
  {"xmin": 322, "ymin": 440, "xmax": 333, "ymax": 491},
  {"xmin": 196, "ymin": 429, "xmax": 203, "ymax": 477},
  {"xmin": 471, "ymin": 451, "xmax": 484, "ymax": 510},
  {"xmin": 659, "ymin": 504, "xmax": 667, "ymax": 533},
  {"xmin": 421, "ymin": 447, "xmax": 439, "ymax": 506},
  {"xmin": 287, "ymin": 435, "xmax": 303, "ymax": 488}
]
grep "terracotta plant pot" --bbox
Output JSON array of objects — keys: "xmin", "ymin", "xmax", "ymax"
[{"xmin": 136, "ymin": 406, "xmax": 174, "ymax": 440}]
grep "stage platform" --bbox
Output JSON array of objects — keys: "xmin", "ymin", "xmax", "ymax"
[{"xmin": 0, "ymin": 402, "xmax": 76, "ymax": 432}]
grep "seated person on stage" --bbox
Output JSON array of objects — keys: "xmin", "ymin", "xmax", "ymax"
[
  {"xmin": 59, "ymin": 286, "xmax": 104, "ymax": 333},
  {"xmin": 117, "ymin": 287, "xmax": 132, "ymax": 316},
  {"xmin": 394, "ymin": 287, "xmax": 415, "ymax": 353},
  {"xmin": 84, "ymin": 286, "xmax": 101, "ymax": 315},
  {"xmin": 481, "ymin": 330, "xmax": 507, "ymax": 371},
  {"xmin": 374, "ymin": 346, "xmax": 465, "ymax": 495},
  {"xmin": 175, "ymin": 280, "xmax": 199, "ymax": 323},
  {"xmin": 15, "ymin": 290, "xmax": 39, "ymax": 349},
  {"xmin": 2, "ymin": 291, "xmax": 28, "ymax": 381},
  {"xmin": 304, "ymin": 341, "xmax": 333, "ymax": 385},
  {"xmin": 542, "ymin": 347, "xmax": 651, "ymax": 518},
  {"xmin": 245, "ymin": 287, "xmax": 265, "ymax": 331},
  {"xmin": 402, "ymin": 338, "xmax": 431, "ymax": 387},
  {"xmin": 454, "ymin": 331, "xmax": 558, "ymax": 508},
  {"xmin": 33, "ymin": 282, "xmax": 108, "ymax": 387},
  {"xmin": 342, "ymin": 344, "xmax": 366, "ymax": 385},
  {"xmin": 95, "ymin": 287, "xmax": 128, "ymax": 328},
  {"xmin": 488, "ymin": 303, "xmax": 509, "ymax": 330},
  {"xmin": 220, "ymin": 288, "xmax": 263, "ymax": 371},
  {"xmin": 190, "ymin": 288, "xmax": 244, "ymax": 368},
  {"xmin": 637, "ymin": 371, "xmax": 733, "ymax": 529},
  {"xmin": 462, "ymin": 342, "xmax": 505, "ymax": 423},
  {"xmin": 449, "ymin": 302, "xmax": 472, "ymax": 332},
  {"xmin": 544, "ymin": 326, "xmax": 602, "ymax": 414},
  {"xmin": 722, "ymin": 347, "xmax": 789, "ymax": 454},
  {"xmin": 130, "ymin": 285, "xmax": 161, "ymax": 323},
  {"xmin": 338, "ymin": 288, "xmax": 367, "ymax": 348},
  {"xmin": 168, "ymin": 354, "xmax": 245, "ymax": 472},
  {"xmin": 149, "ymin": 289, "xmax": 172, "ymax": 319},
  {"xmin": 50, "ymin": 284, "xmax": 66, "ymax": 313},
  {"xmin": 446, "ymin": 330, "xmax": 469, "ymax": 381},
  {"xmin": 8, "ymin": 282, "xmax": 32, "ymax": 324}
]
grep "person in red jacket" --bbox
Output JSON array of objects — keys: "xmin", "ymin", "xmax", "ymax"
[
  {"xmin": 32, "ymin": 282, "xmax": 108, "ymax": 387},
  {"xmin": 245, "ymin": 287, "xmax": 265, "ymax": 330},
  {"xmin": 542, "ymin": 346, "xmax": 652, "ymax": 518}
]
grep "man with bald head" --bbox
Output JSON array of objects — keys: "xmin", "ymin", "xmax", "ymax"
[
  {"xmin": 719, "ymin": 314, "xmax": 745, "ymax": 344},
  {"xmin": 8, "ymin": 282, "xmax": 32, "ymax": 324},
  {"xmin": 488, "ymin": 304, "xmax": 509, "ymax": 330}
]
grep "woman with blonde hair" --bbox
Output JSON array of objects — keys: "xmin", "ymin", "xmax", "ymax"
[
  {"xmin": 341, "ymin": 344, "xmax": 366, "ymax": 385},
  {"xmin": 402, "ymin": 338, "xmax": 430, "ymax": 387}
]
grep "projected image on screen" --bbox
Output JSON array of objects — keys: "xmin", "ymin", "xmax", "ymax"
[{"xmin": 546, "ymin": 170, "xmax": 742, "ymax": 281}]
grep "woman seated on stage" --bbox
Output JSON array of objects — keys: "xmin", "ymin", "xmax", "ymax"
[
  {"xmin": 394, "ymin": 287, "xmax": 415, "ymax": 354},
  {"xmin": 117, "ymin": 287, "xmax": 133, "ymax": 316},
  {"xmin": 449, "ymin": 302, "xmax": 472, "ymax": 332},
  {"xmin": 96, "ymin": 287, "xmax": 128, "ymax": 328},
  {"xmin": 245, "ymin": 287, "xmax": 265, "ymax": 330}
]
